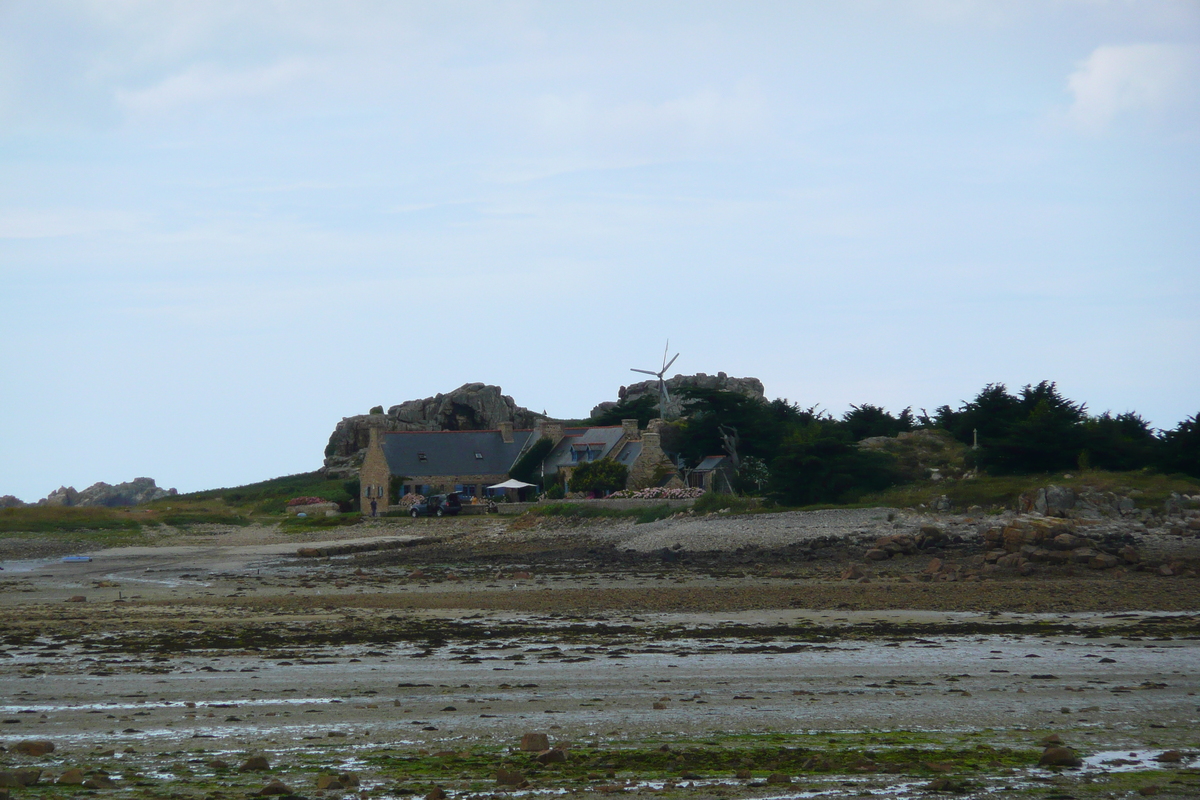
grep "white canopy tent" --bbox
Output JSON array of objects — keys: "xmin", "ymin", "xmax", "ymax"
[{"xmin": 486, "ymin": 479, "xmax": 538, "ymax": 490}]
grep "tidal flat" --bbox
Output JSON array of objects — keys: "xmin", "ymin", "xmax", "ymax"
[{"xmin": 2, "ymin": 511, "xmax": 1199, "ymax": 799}]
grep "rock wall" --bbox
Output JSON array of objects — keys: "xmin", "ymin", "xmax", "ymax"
[
  {"xmin": 37, "ymin": 478, "xmax": 176, "ymax": 507},
  {"xmin": 322, "ymin": 383, "xmax": 545, "ymax": 478}
]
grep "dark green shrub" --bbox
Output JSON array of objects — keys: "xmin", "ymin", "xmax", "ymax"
[
  {"xmin": 510, "ymin": 437, "xmax": 554, "ymax": 484},
  {"xmin": 570, "ymin": 458, "xmax": 629, "ymax": 495}
]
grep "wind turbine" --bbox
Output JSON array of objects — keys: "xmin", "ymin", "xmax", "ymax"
[{"xmin": 631, "ymin": 341, "xmax": 680, "ymax": 419}]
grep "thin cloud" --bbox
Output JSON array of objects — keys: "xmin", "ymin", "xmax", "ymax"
[
  {"xmin": 1064, "ymin": 42, "xmax": 1200, "ymax": 133},
  {"xmin": 0, "ymin": 208, "xmax": 143, "ymax": 239},
  {"xmin": 115, "ymin": 58, "xmax": 315, "ymax": 116}
]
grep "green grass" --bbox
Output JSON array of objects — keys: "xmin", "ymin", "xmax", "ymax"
[
  {"xmin": 279, "ymin": 514, "xmax": 364, "ymax": 532},
  {"xmin": 173, "ymin": 471, "xmax": 354, "ymax": 514},
  {"xmin": 0, "ymin": 505, "xmax": 144, "ymax": 534}
]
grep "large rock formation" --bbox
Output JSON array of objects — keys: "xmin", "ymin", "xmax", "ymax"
[
  {"xmin": 0, "ymin": 495, "xmax": 26, "ymax": 508},
  {"xmin": 37, "ymin": 478, "xmax": 176, "ymax": 508},
  {"xmin": 322, "ymin": 383, "xmax": 545, "ymax": 478},
  {"xmin": 591, "ymin": 373, "xmax": 765, "ymax": 420}
]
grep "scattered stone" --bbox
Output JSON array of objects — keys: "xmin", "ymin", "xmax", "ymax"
[
  {"xmin": 917, "ymin": 526, "xmax": 948, "ymax": 548},
  {"xmin": 1137, "ymin": 785, "xmax": 1160, "ymax": 796},
  {"xmin": 1038, "ymin": 734, "xmax": 1062, "ymax": 746},
  {"xmin": 425, "ymin": 788, "xmax": 447, "ymax": 800},
  {"xmin": 259, "ymin": 780, "xmax": 294, "ymax": 795},
  {"xmin": 67, "ymin": 595, "xmax": 87, "ymax": 603},
  {"xmin": 56, "ymin": 769, "xmax": 85, "ymax": 785},
  {"xmin": 735, "ymin": 769, "xmax": 752, "ymax": 779},
  {"xmin": 208, "ymin": 760, "xmax": 230, "ymax": 769},
  {"xmin": 1154, "ymin": 750, "xmax": 1183, "ymax": 763},
  {"xmin": 520, "ymin": 733, "xmax": 550, "ymax": 751},
  {"xmin": 13, "ymin": 740, "xmax": 54, "ymax": 757},
  {"xmin": 925, "ymin": 776, "xmax": 970, "ymax": 792},
  {"xmin": 535, "ymin": 749, "xmax": 567, "ymax": 765},
  {"xmin": 495, "ymin": 770, "xmax": 525, "ymax": 786},
  {"xmin": 239, "ymin": 756, "xmax": 271, "ymax": 772},
  {"xmin": 765, "ymin": 772, "xmax": 791, "ymax": 784},
  {"xmin": 1039, "ymin": 746, "xmax": 1082, "ymax": 768},
  {"xmin": 841, "ymin": 565, "xmax": 865, "ymax": 580},
  {"xmin": 82, "ymin": 774, "xmax": 116, "ymax": 789},
  {"xmin": 11, "ymin": 772, "xmax": 38, "ymax": 791},
  {"xmin": 864, "ymin": 548, "xmax": 889, "ymax": 561}
]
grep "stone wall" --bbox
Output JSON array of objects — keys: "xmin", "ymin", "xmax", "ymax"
[
  {"xmin": 358, "ymin": 423, "xmax": 392, "ymax": 507},
  {"xmin": 626, "ymin": 431, "xmax": 683, "ymax": 490}
]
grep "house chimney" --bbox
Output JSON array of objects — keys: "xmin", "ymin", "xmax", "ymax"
[
  {"xmin": 499, "ymin": 422, "xmax": 514, "ymax": 443},
  {"xmin": 540, "ymin": 421, "xmax": 564, "ymax": 442},
  {"xmin": 621, "ymin": 419, "xmax": 640, "ymax": 441}
]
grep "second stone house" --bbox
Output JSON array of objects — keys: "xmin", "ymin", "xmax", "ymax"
[{"xmin": 357, "ymin": 418, "xmax": 681, "ymax": 509}]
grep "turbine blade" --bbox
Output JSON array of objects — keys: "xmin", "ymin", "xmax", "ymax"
[
  {"xmin": 663, "ymin": 353, "xmax": 679, "ymax": 372},
  {"xmin": 662, "ymin": 340, "xmax": 670, "ymax": 369},
  {"xmin": 631, "ymin": 368, "xmax": 657, "ymax": 376}
]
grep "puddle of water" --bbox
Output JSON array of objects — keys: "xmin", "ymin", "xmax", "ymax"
[{"xmin": 1081, "ymin": 749, "xmax": 1200, "ymax": 773}]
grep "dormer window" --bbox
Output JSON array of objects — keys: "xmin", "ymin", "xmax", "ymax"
[
  {"xmin": 417, "ymin": 452, "xmax": 427, "ymax": 462},
  {"xmin": 474, "ymin": 452, "xmax": 483, "ymax": 459}
]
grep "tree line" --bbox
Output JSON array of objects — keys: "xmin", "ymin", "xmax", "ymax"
[{"xmin": 593, "ymin": 382, "xmax": 1199, "ymax": 505}]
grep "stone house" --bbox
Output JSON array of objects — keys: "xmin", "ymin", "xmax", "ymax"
[
  {"xmin": 357, "ymin": 418, "xmax": 681, "ymax": 509},
  {"xmin": 687, "ymin": 455, "xmax": 736, "ymax": 493}
]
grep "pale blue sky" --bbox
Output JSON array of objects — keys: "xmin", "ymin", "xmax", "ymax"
[{"xmin": 2, "ymin": 1, "xmax": 1198, "ymax": 501}]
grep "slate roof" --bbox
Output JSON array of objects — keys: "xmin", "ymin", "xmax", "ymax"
[
  {"xmin": 694, "ymin": 455, "xmax": 731, "ymax": 471},
  {"xmin": 542, "ymin": 426, "xmax": 629, "ymax": 475},
  {"xmin": 381, "ymin": 429, "xmax": 535, "ymax": 478},
  {"xmin": 612, "ymin": 440, "xmax": 642, "ymax": 467}
]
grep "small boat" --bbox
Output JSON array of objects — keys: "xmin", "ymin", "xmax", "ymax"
[{"xmin": 61, "ymin": 556, "xmax": 92, "ymax": 563}]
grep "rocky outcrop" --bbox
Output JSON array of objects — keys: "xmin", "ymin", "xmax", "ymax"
[
  {"xmin": 322, "ymin": 383, "xmax": 545, "ymax": 478},
  {"xmin": 591, "ymin": 373, "xmax": 765, "ymax": 419},
  {"xmin": 1018, "ymin": 485, "xmax": 1142, "ymax": 519},
  {"xmin": 0, "ymin": 495, "xmax": 26, "ymax": 508},
  {"xmin": 37, "ymin": 478, "xmax": 176, "ymax": 508}
]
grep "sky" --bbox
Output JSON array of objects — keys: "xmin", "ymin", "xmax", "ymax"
[{"xmin": 2, "ymin": 1, "xmax": 1198, "ymax": 502}]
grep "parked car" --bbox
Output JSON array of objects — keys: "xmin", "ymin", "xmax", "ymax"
[{"xmin": 409, "ymin": 493, "xmax": 462, "ymax": 517}]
